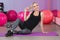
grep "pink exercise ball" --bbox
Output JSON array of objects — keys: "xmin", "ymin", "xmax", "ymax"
[
  {"xmin": 0, "ymin": 12, "xmax": 7, "ymax": 26},
  {"xmin": 17, "ymin": 11, "xmax": 29, "ymax": 22},
  {"xmin": 6, "ymin": 10, "xmax": 17, "ymax": 21},
  {"xmin": 57, "ymin": 10, "xmax": 60, "ymax": 18},
  {"xmin": 42, "ymin": 10, "xmax": 53, "ymax": 24},
  {"xmin": 52, "ymin": 10, "xmax": 57, "ymax": 17}
]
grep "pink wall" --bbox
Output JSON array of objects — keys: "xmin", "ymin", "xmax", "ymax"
[
  {"xmin": 0, "ymin": 0, "xmax": 58, "ymax": 12},
  {"xmin": 51, "ymin": 0, "xmax": 57, "ymax": 10}
]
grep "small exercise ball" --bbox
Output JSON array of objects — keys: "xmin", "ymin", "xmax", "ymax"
[
  {"xmin": 0, "ymin": 12, "xmax": 7, "ymax": 26},
  {"xmin": 42, "ymin": 10, "xmax": 53, "ymax": 24},
  {"xmin": 17, "ymin": 11, "xmax": 30, "ymax": 22},
  {"xmin": 6, "ymin": 10, "xmax": 17, "ymax": 21}
]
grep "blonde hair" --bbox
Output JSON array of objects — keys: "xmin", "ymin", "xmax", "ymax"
[
  {"xmin": 32, "ymin": 2, "xmax": 37, "ymax": 5},
  {"xmin": 29, "ymin": 2, "xmax": 37, "ymax": 9}
]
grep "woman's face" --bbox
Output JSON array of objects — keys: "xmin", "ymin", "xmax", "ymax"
[{"xmin": 32, "ymin": 3, "xmax": 39, "ymax": 11}]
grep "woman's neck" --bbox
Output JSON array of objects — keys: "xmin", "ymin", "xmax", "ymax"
[{"xmin": 34, "ymin": 10, "xmax": 39, "ymax": 13}]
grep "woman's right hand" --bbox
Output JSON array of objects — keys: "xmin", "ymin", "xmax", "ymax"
[
  {"xmin": 24, "ymin": 5, "xmax": 33, "ymax": 12},
  {"xmin": 24, "ymin": 7, "xmax": 29, "ymax": 12}
]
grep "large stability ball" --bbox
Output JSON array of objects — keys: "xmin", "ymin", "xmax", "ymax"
[
  {"xmin": 0, "ymin": 12, "xmax": 7, "ymax": 26},
  {"xmin": 18, "ymin": 12, "xmax": 24, "ymax": 22},
  {"xmin": 6, "ymin": 10, "xmax": 17, "ymax": 21},
  {"xmin": 42, "ymin": 10, "xmax": 53, "ymax": 24},
  {"xmin": 17, "ymin": 11, "xmax": 29, "ymax": 22}
]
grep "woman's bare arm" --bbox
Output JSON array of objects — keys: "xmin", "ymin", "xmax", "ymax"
[
  {"xmin": 24, "ymin": 8, "xmax": 32, "ymax": 21},
  {"xmin": 40, "ymin": 12, "xmax": 48, "ymax": 33},
  {"xmin": 24, "ymin": 5, "xmax": 33, "ymax": 21},
  {"xmin": 40, "ymin": 12, "xmax": 44, "ymax": 33},
  {"xmin": 24, "ymin": 8, "xmax": 27, "ymax": 21}
]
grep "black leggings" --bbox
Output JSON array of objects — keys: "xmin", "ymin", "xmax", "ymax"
[{"xmin": 7, "ymin": 18, "xmax": 35, "ymax": 31}]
